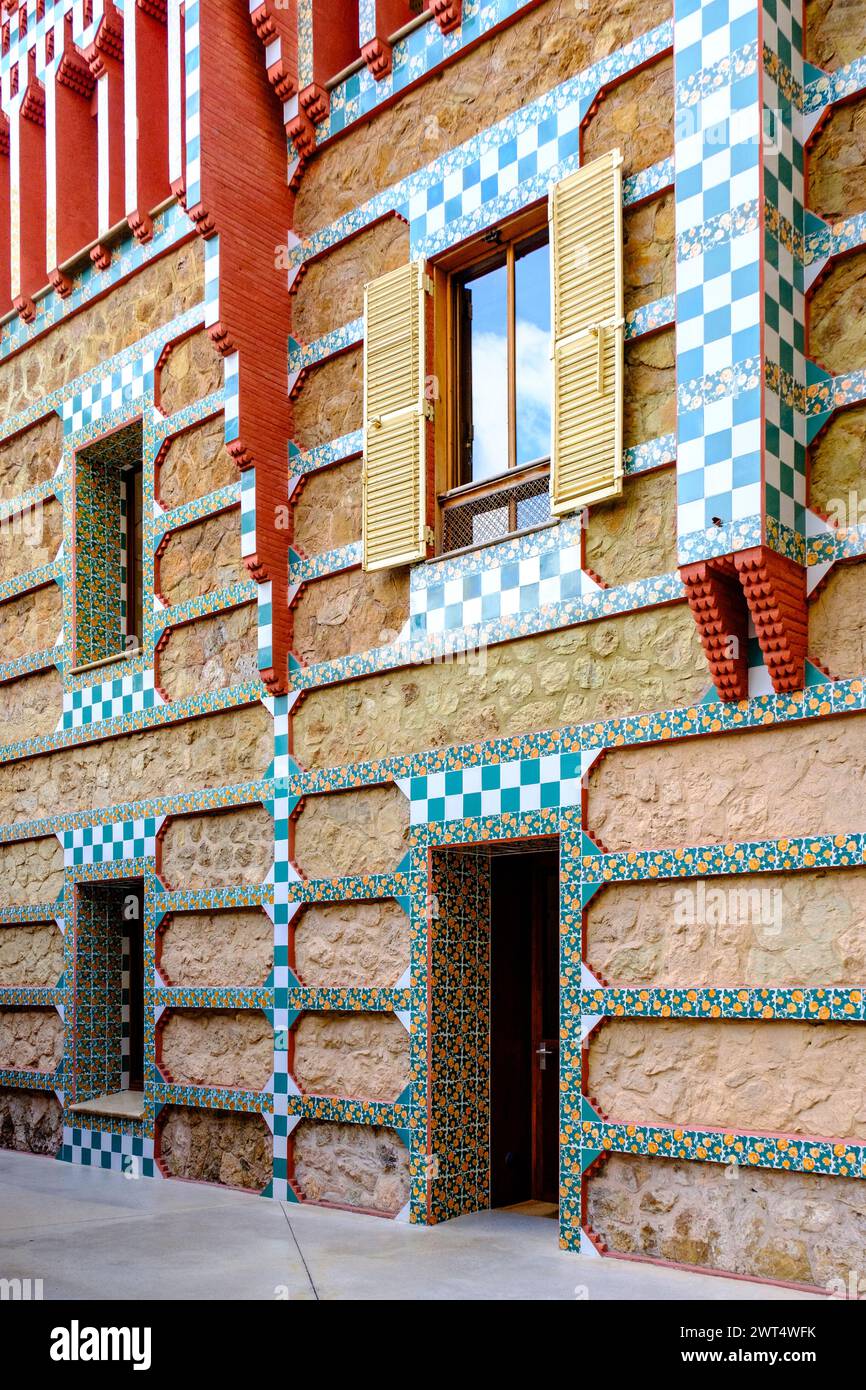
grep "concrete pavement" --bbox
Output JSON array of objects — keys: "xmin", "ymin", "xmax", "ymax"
[{"xmin": 0, "ymin": 1149, "xmax": 820, "ymax": 1301}]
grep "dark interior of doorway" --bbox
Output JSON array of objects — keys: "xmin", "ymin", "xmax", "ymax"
[{"xmin": 490, "ymin": 843, "xmax": 559, "ymax": 1210}]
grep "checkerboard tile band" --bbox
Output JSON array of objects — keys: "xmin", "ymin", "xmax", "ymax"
[
  {"xmin": 60, "ymin": 1125, "xmax": 157, "ymax": 1177},
  {"xmin": 60, "ymin": 669, "xmax": 164, "ymax": 731},
  {"xmin": 409, "ymin": 538, "xmax": 599, "ymax": 636},
  {"xmin": 60, "ymin": 817, "xmax": 164, "ymax": 867},
  {"xmin": 398, "ymin": 752, "xmax": 583, "ymax": 826}
]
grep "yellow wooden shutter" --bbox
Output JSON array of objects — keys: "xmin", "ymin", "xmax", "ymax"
[
  {"xmin": 362, "ymin": 260, "xmax": 430, "ymax": 571},
  {"xmin": 549, "ymin": 150, "xmax": 624, "ymax": 515}
]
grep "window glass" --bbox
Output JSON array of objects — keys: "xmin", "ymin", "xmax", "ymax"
[
  {"xmin": 464, "ymin": 259, "xmax": 508, "ymax": 481},
  {"xmin": 515, "ymin": 240, "xmax": 551, "ymax": 467}
]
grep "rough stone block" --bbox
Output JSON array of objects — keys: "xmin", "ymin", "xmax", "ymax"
[
  {"xmin": 587, "ymin": 714, "xmax": 866, "ymax": 851},
  {"xmin": 293, "ymin": 785, "xmax": 410, "ymax": 878},
  {"xmin": 292, "ymin": 1012, "xmax": 409, "ymax": 1101},
  {"xmin": 292, "ymin": 1120, "xmax": 410, "ymax": 1213},
  {"xmin": 160, "ymin": 804, "xmax": 274, "ymax": 890},
  {"xmin": 293, "ymin": 899, "xmax": 409, "ymax": 987},
  {"xmin": 159, "ymin": 1010, "xmax": 273, "ymax": 1092},
  {"xmin": 158, "ymin": 909, "xmax": 273, "ymax": 988},
  {"xmin": 159, "ymin": 1105, "xmax": 271, "ymax": 1191},
  {"xmin": 589, "ymin": 1017, "xmax": 866, "ymax": 1140}
]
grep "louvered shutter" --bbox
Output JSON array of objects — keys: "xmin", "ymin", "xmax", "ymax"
[
  {"xmin": 549, "ymin": 150, "xmax": 624, "ymax": 515},
  {"xmin": 362, "ymin": 260, "xmax": 430, "ymax": 571}
]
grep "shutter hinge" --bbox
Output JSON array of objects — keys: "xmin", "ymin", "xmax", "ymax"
[
  {"xmin": 423, "ymin": 274, "xmax": 434, "ymax": 296},
  {"xmin": 423, "ymin": 401, "xmax": 434, "ymax": 421},
  {"xmin": 424, "ymin": 526, "xmax": 436, "ymax": 547}
]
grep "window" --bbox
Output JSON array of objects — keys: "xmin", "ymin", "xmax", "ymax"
[
  {"xmin": 74, "ymin": 420, "xmax": 144, "ymax": 669},
  {"xmin": 439, "ymin": 214, "xmax": 553, "ymax": 554},
  {"xmin": 360, "ymin": 154, "xmax": 624, "ymax": 572}
]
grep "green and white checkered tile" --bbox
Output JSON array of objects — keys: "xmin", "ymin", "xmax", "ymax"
[
  {"xmin": 60, "ymin": 1125, "xmax": 157, "ymax": 1178},
  {"xmin": 397, "ymin": 752, "xmax": 584, "ymax": 825},
  {"xmin": 59, "ymin": 817, "xmax": 165, "ymax": 867},
  {"xmin": 59, "ymin": 670, "xmax": 164, "ymax": 731}
]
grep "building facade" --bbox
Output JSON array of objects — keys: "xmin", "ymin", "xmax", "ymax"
[{"xmin": 0, "ymin": 0, "xmax": 865, "ymax": 1293}]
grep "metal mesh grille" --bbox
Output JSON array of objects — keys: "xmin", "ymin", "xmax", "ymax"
[{"xmin": 441, "ymin": 470, "xmax": 551, "ymax": 555}]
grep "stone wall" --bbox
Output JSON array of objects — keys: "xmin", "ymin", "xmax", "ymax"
[
  {"xmin": 159, "ymin": 804, "xmax": 273, "ymax": 890},
  {"xmin": 158, "ymin": 509, "xmax": 247, "ymax": 605},
  {"xmin": 808, "ymin": 402, "xmax": 866, "ymax": 519},
  {"xmin": 623, "ymin": 192, "xmax": 675, "ymax": 317},
  {"xmin": 292, "ymin": 568, "xmax": 409, "ymax": 664},
  {"xmin": 0, "ymin": 241, "xmax": 204, "ymax": 420},
  {"xmin": 809, "ymin": 247, "xmax": 865, "ymax": 374},
  {"xmin": 588, "ymin": 1017, "xmax": 866, "ymax": 1139},
  {"xmin": 294, "ymin": 604, "xmax": 706, "ymax": 769},
  {"xmin": 159, "ymin": 1009, "xmax": 272, "ymax": 1091},
  {"xmin": 809, "ymin": 561, "xmax": 866, "ymax": 678},
  {"xmin": 808, "ymin": 93, "xmax": 866, "ymax": 222},
  {"xmin": 585, "ymin": 467, "xmax": 677, "ymax": 586},
  {"xmin": 293, "ymin": 785, "xmax": 410, "ymax": 878},
  {"xmin": 587, "ymin": 1153, "xmax": 866, "ymax": 1287},
  {"xmin": 0, "ymin": 1008, "xmax": 64, "ymax": 1071},
  {"xmin": 293, "ymin": 351, "xmax": 363, "ymax": 450},
  {"xmin": 0, "ymin": 1087, "xmax": 62, "ymax": 1156},
  {"xmin": 158, "ymin": 909, "xmax": 273, "ymax": 987},
  {"xmin": 0, "ymin": 499, "xmax": 62, "ymax": 583},
  {"xmin": 582, "ymin": 55, "xmax": 673, "ymax": 177},
  {"xmin": 158, "ymin": 1106, "xmax": 271, "ymax": 1191},
  {"xmin": 0, "ymin": 922, "xmax": 63, "ymax": 987},
  {"xmin": 587, "ymin": 714, "xmax": 866, "ymax": 850},
  {"xmin": 158, "ymin": 416, "xmax": 236, "ymax": 511},
  {"xmin": 293, "ymin": 458, "xmax": 362, "ymax": 556},
  {"xmin": 805, "ymin": 0, "xmax": 864, "ymax": 69},
  {"xmin": 0, "ymin": 584, "xmax": 62, "ymax": 661},
  {"xmin": 0, "ymin": 413, "xmax": 63, "ymax": 501},
  {"xmin": 158, "ymin": 327, "xmax": 223, "ymax": 416},
  {"xmin": 295, "ymin": 0, "xmax": 672, "ymax": 234},
  {"xmin": 293, "ymin": 900, "xmax": 409, "ymax": 987},
  {"xmin": 293, "ymin": 217, "xmax": 409, "ymax": 343},
  {"xmin": 0, "ymin": 669, "xmax": 63, "ymax": 747},
  {"xmin": 292, "ymin": 1012, "xmax": 409, "ymax": 1101},
  {"xmin": 0, "ymin": 703, "xmax": 271, "ymax": 823},
  {"xmin": 0, "ymin": 835, "xmax": 65, "ymax": 905},
  {"xmin": 291, "ymin": 1120, "xmax": 410, "ymax": 1213},
  {"xmin": 158, "ymin": 603, "xmax": 258, "ymax": 701},
  {"xmin": 586, "ymin": 867, "xmax": 866, "ymax": 988},
  {"xmin": 624, "ymin": 328, "xmax": 676, "ymax": 448}
]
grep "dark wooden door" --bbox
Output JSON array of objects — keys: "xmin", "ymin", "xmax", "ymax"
[{"xmin": 490, "ymin": 848, "xmax": 559, "ymax": 1207}]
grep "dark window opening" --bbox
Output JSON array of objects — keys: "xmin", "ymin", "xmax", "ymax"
[{"xmin": 74, "ymin": 420, "xmax": 144, "ymax": 668}]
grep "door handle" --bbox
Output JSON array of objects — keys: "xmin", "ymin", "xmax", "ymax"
[{"xmin": 536, "ymin": 1043, "xmax": 553, "ymax": 1071}]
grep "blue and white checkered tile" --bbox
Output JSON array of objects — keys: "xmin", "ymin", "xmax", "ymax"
[
  {"xmin": 224, "ymin": 351, "xmax": 240, "ymax": 444},
  {"xmin": 204, "ymin": 236, "xmax": 220, "ymax": 329},
  {"xmin": 407, "ymin": 100, "xmax": 584, "ymax": 252},
  {"xmin": 62, "ymin": 355, "xmax": 156, "ymax": 435},
  {"xmin": 408, "ymin": 519, "xmax": 599, "ymax": 636},
  {"xmin": 59, "ymin": 669, "xmax": 165, "ymax": 731},
  {"xmin": 59, "ymin": 1125, "xmax": 158, "ymax": 1178},
  {"xmin": 397, "ymin": 752, "xmax": 583, "ymax": 826},
  {"xmin": 183, "ymin": 0, "xmax": 202, "ymax": 211},
  {"xmin": 676, "ymin": 392, "xmax": 762, "ymax": 541},
  {"xmin": 59, "ymin": 817, "xmax": 165, "ymax": 867},
  {"xmin": 287, "ymin": 22, "xmax": 672, "ymax": 273}
]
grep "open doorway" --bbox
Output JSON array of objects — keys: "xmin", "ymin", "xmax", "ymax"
[
  {"xmin": 71, "ymin": 879, "xmax": 146, "ymax": 1120},
  {"xmin": 490, "ymin": 845, "xmax": 559, "ymax": 1210}
]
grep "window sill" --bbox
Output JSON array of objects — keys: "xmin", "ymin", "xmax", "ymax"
[
  {"xmin": 69, "ymin": 648, "xmax": 143, "ymax": 678},
  {"xmin": 70, "ymin": 1091, "xmax": 146, "ymax": 1121},
  {"xmin": 429, "ymin": 517, "xmax": 558, "ymax": 565}
]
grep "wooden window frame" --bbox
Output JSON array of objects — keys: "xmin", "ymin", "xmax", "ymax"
[{"xmin": 432, "ymin": 201, "xmax": 551, "ymax": 554}]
